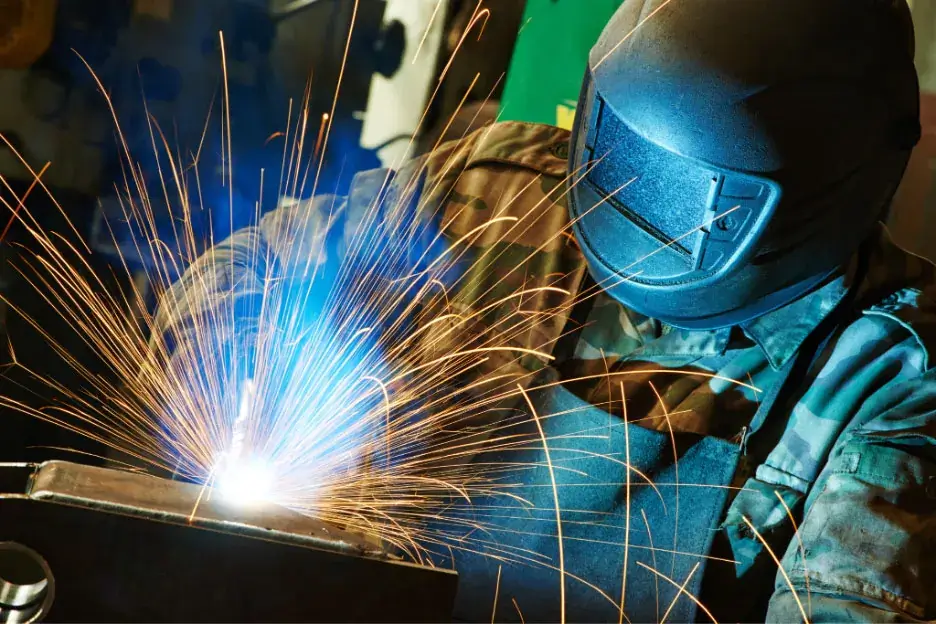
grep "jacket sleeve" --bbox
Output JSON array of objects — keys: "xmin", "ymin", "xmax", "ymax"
[
  {"xmin": 150, "ymin": 144, "xmax": 446, "ymax": 361},
  {"xmin": 150, "ymin": 190, "xmax": 350, "ymax": 364},
  {"xmin": 149, "ymin": 158, "xmax": 404, "ymax": 368},
  {"xmin": 150, "ymin": 122, "xmax": 578, "ymax": 430},
  {"xmin": 766, "ymin": 369, "xmax": 936, "ymax": 622},
  {"xmin": 149, "ymin": 150, "xmax": 444, "ymax": 380}
]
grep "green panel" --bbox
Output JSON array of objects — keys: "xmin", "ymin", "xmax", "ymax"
[{"xmin": 499, "ymin": 0, "xmax": 625, "ymax": 129}]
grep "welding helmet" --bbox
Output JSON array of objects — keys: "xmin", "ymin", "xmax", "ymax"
[{"xmin": 568, "ymin": 0, "xmax": 920, "ymax": 330}]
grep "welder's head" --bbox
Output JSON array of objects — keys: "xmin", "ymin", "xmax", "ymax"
[{"xmin": 569, "ymin": 0, "xmax": 920, "ymax": 330}]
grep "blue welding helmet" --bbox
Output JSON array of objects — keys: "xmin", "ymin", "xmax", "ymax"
[{"xmin": 568, "ymin": 0, "xmax": 920, "ymax": 330}]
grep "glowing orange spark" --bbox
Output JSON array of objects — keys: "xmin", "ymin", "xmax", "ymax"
[
  {"xmin": 641, "ymin": 509, "xmax": 660, "ymax": 621},
  {"xmin": 594, "ymin": 0, "xmax": 676, "ymax": 69},
  {"xmin": 412, "ymin": 0, "xmax": 444, "ymax": 64},
  {"xmin": 649, "ymin": 380, "xmax": 679, "ymax": 578},
  {"xmin": 518, "ymin": 384, "xmax": 565, "ymax": 624},
  {"xmin": 0, "ymin": 160, "xmax": 51, "ymax": 244},
  {"xmin": 742, "ymin": 516, "xmax": 809, "ymax": 624},
  {"xmin": 775, "ymin": 490, "xmax": 811, "ymax": 620},
  {"xmin": 264, "ymin": 131, "xmax": 286, "ymax": 146},
  {"xmin": 618, "ymin": 382, "xmax": 630, "ymax": 624},
  {"xmin": 511, "ymin": 597, "xmax": 525, "ymax": 624},
  {"xmin": 491, "ymin": 564, "xmax": 501, "ymax": 623},
  {"xmin": 660, "ymin": 562, "xmax": 700, "ymax": 623},
  {"xmin": 312, "ymin": 113, "xmax": 329, "ymax": 166},
  {"xmin": 635, "ymin": 561, "xmax": 718, "ymax": 623}
]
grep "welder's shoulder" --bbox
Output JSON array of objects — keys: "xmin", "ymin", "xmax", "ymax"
[
  {"xmin": 852, "ymin": 227, "xmax": 936, "ymax": 371},
  {"xmin": 420, "ymin": 120, "xmax": 571, "ymax": 191},
  {"xmin": 446, "ymin": 120, "xmax": 571, "ymax": 174},
  {"xmin": 414, "ymin": 121, "xmax": 574, "ymax": 247}
]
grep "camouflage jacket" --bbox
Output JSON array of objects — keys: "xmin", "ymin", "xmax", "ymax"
[{"xmin": 156, "ymin": 122, "xmax": 936, "ymax": 621}]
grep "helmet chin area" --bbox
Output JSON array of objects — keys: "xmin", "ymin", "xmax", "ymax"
[{"xmin": 573, "ymin": 226, "xmax": 836, "ymax": 331}]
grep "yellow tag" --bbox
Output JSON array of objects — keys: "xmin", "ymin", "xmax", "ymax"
[
  {"xmin": 556, "ymin": 103, "xmax": 577, "ymax": 130},
  {"xmin": 134, "ymin": 0, "xmax": 173, "ymax": 20}
]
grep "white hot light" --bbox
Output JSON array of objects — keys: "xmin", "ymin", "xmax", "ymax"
[
  {"xmin": 214, "ymin": 378, "xmax": 274, "ymax": 507},
  {"xmin": 216, "ymin": 458, "xmax": 276, "ymax": 507}
]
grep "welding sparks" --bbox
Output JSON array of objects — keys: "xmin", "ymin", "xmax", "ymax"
[
  {"xmin": 0, "ymin": 5, "xmax": 763, "ymax": 620},
  {"xmin": 0, "ymin": 30, "xmax": 603, "ymax": 564}
]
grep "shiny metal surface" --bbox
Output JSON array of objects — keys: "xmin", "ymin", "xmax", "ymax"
[
  {"xmin": 26, "ymin": 461, "xmax": 379, "ymax": 557},
  {"xmin": 0, "ymin": 542, "xmax": 53, "ymax": 623},
  {"xmin": 0, "ymin": 461, "xmax": 457, "ymax": 622}
]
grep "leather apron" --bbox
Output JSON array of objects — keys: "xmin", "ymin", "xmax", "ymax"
[
  {"xmin": 443, "ymin": 264, "xmax": 864, "ymax": 622},
  {"xmin": 446, "ymin": 368, "xmax": 741, "ymax": 623}
]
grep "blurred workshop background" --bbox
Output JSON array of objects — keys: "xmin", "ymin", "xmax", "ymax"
[{"xmin": 0, "ymin": 0, "xmax": 933, "ymax": 460}]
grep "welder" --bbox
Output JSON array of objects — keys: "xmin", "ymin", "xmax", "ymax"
[{"xmin": 155, "ymin": 0, "xmax": 936, "ymax": 621}]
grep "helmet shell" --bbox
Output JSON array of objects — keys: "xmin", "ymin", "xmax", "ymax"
[{"xmin": 569, "ymin": 0, "xmax": 920, "ymax": 329}]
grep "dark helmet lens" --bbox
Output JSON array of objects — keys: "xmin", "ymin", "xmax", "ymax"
[
  {"xmin": 571, "ymin": 75, "xmax": 781, "ymax": 288},
  {"xmin": 588, "ymin": 101, "xmax": 712, "ymax": 256}
]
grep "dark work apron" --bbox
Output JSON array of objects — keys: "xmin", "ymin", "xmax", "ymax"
[
  {"xmin": 443, "ymin": 266, "xmax": 865, "ymax": 623},
  {"xmin": 446, "ymin": 369, "xmax": 740, "ymax": 623}
]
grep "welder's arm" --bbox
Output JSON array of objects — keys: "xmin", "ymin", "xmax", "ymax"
[
  {"xmin": 150, "ymin": 187, "xmax": 353, "ymax": 369},
  {"xmin": 151, "ymin": 157, "xmax": 437, "ymax": 361},
  {"xmin": 151, "ymin": 133, "xmax": 549, "ymax": 425},
  {"xmin": 766, "ymin": 370, "xmax": 936, "ymax": 622},
  {"xmin": 151, "ymin": 165, "xmax": 441, "ymax": 383}
]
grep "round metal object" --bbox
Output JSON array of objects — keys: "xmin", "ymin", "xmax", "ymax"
[{"xmin": 0, "ymin": 543, "xmax": 54, "ymax": 623}]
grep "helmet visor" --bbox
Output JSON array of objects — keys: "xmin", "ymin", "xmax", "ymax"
[{"xmin": 569, "ymin": 71, "xmax": 782, "ymax": 289}]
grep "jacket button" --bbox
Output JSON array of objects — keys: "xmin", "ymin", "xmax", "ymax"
[
  {"xmin": 552, "ymin": 142, "xmax": 570, "ymax": 160},
  {"xmin": 738, "ymin": 523, "xmax": 755, "ymax": 539}
]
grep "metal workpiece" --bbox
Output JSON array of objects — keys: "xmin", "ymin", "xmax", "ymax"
[
  {"xmin": 0, "ymin": 461, "xmax": 458, "ymax": 623},
  {"xmin": 26, "ymin": 461, "xmax": 377, "ymax": 555}
]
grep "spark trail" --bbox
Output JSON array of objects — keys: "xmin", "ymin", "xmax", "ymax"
[
  {"xmin": 0, "ymin": 2, "xmax": 803, "ymax": 621},
  {"xmin": 0, "ymin": 14, "xmax": 615, "ymax": 567}
]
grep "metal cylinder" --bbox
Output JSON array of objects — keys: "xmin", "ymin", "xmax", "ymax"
[{"xmin": 0, "ymin": 543, "xmax": 53, "ymax": 623}]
